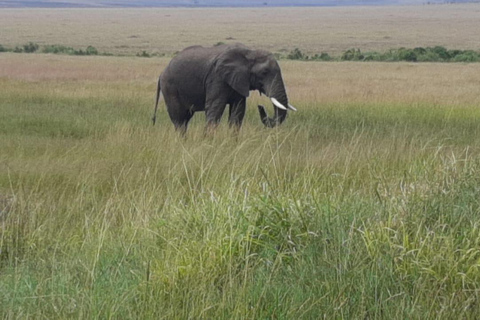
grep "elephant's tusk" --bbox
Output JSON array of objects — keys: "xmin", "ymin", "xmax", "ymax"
[
  {"xmin": 288, "ymin": 104, "xmax": 297, "ymax": 112},
  {"xmin": 270, "ymin": 97, "xmax": 287, "ymax": 110}
]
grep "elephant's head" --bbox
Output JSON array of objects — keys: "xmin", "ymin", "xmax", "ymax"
[{"xmin": 215, "ymin": 46, "xmax": 296, "ymax": 127}]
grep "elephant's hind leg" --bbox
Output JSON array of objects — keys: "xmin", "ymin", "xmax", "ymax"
[
  {"xmin": 164, "ymin": 88, "xmax": 194, "ymax": 133},
  {"xmin": 171, "ymin": 109, "xmax": 193, "ymax": 135},
  {"xmin": 174, "ymin": 112, "xmax": 193, "ymax": 135}
]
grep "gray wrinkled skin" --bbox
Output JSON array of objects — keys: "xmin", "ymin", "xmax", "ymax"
[{"xmin": 152, "ymin": 43, "xmax": 291, "ymax": 132}]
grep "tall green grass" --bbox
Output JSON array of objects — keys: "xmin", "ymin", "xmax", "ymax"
[{"xmin": 1, "ymin": 72, "xmax": 480, "ymax": 318}]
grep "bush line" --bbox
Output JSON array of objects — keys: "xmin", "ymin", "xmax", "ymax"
[
  {"xmin": 0, "ymin": 42, "xmax": 109, "ymax": 56},
  {"xmin": 1, "ymin": 42, "xmax": 480, "ymax": 62},
  {"xmin": 281, "ymin": 46, "xmax": 480, "ymax": 62}
]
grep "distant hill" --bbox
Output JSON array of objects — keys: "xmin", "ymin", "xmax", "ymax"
[{"xmin": 0, "ymin": 0, "xmax": 477, "ymax": 8}]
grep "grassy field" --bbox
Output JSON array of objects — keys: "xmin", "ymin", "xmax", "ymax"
[
  {"xmin": 1, "ymin": 50, "xmax": 480, "ymax": 318},
  {"xmin": 1, "ymin": 4, "xmax": 480, "ymax": 56}
]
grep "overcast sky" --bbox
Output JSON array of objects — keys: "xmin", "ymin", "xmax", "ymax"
[{"xmin": 0, "ymin": 0, "xmax": 469, "ymax": 8}]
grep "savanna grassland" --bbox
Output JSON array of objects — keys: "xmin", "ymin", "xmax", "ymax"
[
  {"xmin": 1, "ymin": 4, "xmax": 480, "ymax": 56},
  {"xmin": 2, "ymin": 5, "xmax": 480, "ymax": 319}
]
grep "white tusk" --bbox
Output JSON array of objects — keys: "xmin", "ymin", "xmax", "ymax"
[
  {"xmin": 270, "ymin": 97, "xmax": 287, "ymax": 110},
  {"xmin": 288, "ymin": 104, "xmax": 297, "ymax": 112}
]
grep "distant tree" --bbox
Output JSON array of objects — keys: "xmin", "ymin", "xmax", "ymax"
[
  {"xmin": 398, "ymin": 48, "xmax": 417, "ymax": 62},
  {"xmin": 432, "ymin": 46, "xmax": 450, "ymax": 60},
  {"xmin": 85, "ymin": 46, "xmax": 98, "ymax": 55},
  {"xmin": 136, "ymin": 51, "xmax": 150, "ymax": 58},
  {"xmin": 287, "ymin": 48, "xmax": 307, "ymax": 60},
  {"xmin": 341, "ymin": 48, "xmax": 364, "ymax": 61},
  {"xmin": 413, "ymin": 47, "xmax": 427, "ymax": 56},
  {"xmin": 23, "ymin": 42, "xmax": 39, "ymax": 53},
  {"xmin": 311, "ymin": 52, "xmax": 332, "ymax": 61}
]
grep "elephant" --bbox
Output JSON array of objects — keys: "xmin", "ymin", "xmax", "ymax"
[{"xmin": 152, "ymin": 43, "xmax": 296, "ymax": 132}]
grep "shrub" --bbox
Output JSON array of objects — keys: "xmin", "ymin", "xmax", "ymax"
[
  {"xmin": 452, "ymin": 51, "xmax": 480, "ymax": 62},
  {"xmin": 273, "ymin": 52, "xmax": 283, "ymax": 60},
  {"xmin": 5, "ymin": 41, "xmax": 478, "ymax": 64},
  {"xmin": 23, "ymin": 42, "xmax": 39, "ymax": 53},
  {"xmin": 417, "ymin": 50, "xmax": 441, "ymax": 62},
  {"xmin": 341, "ymin": 48, "xmax": 364, "ymax": 61},
  {"xmin": 85, "ymin": 46, "xmax": 98, "ymax": 55},
  {"xmin": 432, "ymin": 46, "xmax": 450, "ymax": 60},
  {"xmin": 336, "ymin": 46, "xmax": 479, "ymax": 63},
  {"xmin": 413, "ymin": 47, "xmax": 427, "ymax": 55},
  {"xmin": 42, "ymin": 45, "xmax": 75, "ymax": 54},
  {"xmin": 42, "ymin": 45, "xmax": 99, "ymax": 56},
  {"xmin": 398, "ymin": 48, "xmax": 417, "ymax": 62},
  {"xmin": 311, "ymin": 52, "xmax": 332, "ymax": 61},
  {"xmin": 362, "ymin": 54, "xmax": 375, "ymax": 61},
  {"xmin": 287, "ymin": 48, "xmax": 307, "ymax": 60},
  {"xmin": 448, "ymin": 49, "xmax": 463, "ymax": 58},
  {"xmin": 136, "ymin": 51, "xmax": 150, "ymax": 58},
  {"xmin": 363, "ymin": 51, "xmax": 384, "ymax": 61}
]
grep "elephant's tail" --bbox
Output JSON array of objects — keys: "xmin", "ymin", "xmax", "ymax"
[{"xmin": 152, "ymin": 76, "xmax": 162, "ymax": 125}]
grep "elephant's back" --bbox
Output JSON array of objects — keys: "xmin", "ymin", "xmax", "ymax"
[
  {"xmin": 163, "ymin": 44, "xmax": 246, "ymax": 76},
  {"xmin": 162, "ymin": 46, "xmax": 216, "ymax": 81},
  {"xmin": 170, "ymin": 45, "xmax": 218, "ymax": 64}
]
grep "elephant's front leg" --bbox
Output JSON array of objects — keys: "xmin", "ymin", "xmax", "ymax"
[
  {"xmin": 228, "ymin": 98, "xmax": 246, "ymax": 129},
  {"xmin": 204, "ymin": 84, "xmax": 230, "ymax": 131},
  {"xmin": 205, "ymin": 98, "xmax": 228, "ymax": 133}
]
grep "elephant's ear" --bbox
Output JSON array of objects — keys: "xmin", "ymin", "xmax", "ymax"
[{"xmin": 215, "ymin": 48, "xmax": 250, "ymax": 97}]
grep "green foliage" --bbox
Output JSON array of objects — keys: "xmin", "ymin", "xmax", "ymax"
[
  {"xmin": 23, "ymin": 42, "xmax": 39, "ymax": 53},
  {"xmin": 311, "ymin": 52, "xmax": 332, "ymax": 61},
  {"xmin": 273, "ymin": 52, "xmax": 282, "ymax": 60},
  {"xmin": 416, "ymin": 50, "xmax": 440, "ymax": 62},
  {"xmin": 136, "ymin": 50, "xmax": 151, "ymax": 58},
  {"xmin": 281, "ymin": 46, "xmax": 480, "ymax": 63},
  {"xmin": 214, "ymin": 41, "xmax": 226, "ymax": 46},
  {"xmin": 42, "ymin": 44, "xmax": 76, "ymax": 54},
  {"xmin": 42, "ymin": 44, "xmax": 100, "ymax": 56},
  {"xmin": 287, "ymin": 47, "xmax": 307, "ymax": 60},
  {"xmin": 413, "ymin": 47, "xmax": 427, "ymax": 55},
  {"xmin": 397, "ymin": 47, "xmax": 417, "ymax": 61},
  {"xmin": 339, "ymin": 46, "xmax": 480, "ymax": 62},
  {"xmin": 85, "ymin": 45, "xmax": 98, "ymax": 55},
  {"xmin": 362, "ymin": 51, "xmax": 383, "ymax": 61},
  {"xmin": 432, "ymin": 45, "xmax": 450, "ymax": 59},
  {"xmin": 73, "ymin": 45, "xmax": 99, "ymax": 56},
  {"xmin": 341, "ymin": 48, "xmax": 365, "ymax": 61},
  {"xmin": 286, "ymin": 49, "xmax": 331, "ymax": 61},
  {"xmin": 2, "ymin": 42, "xmax": 480, "ymax": 63},
  {"xmin": 453, "ymin": 50, "xmax": 480, "ymax": 62}
]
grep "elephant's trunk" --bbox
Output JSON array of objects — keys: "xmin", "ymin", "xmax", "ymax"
[
  {"xmin": 258, "ymin": 74, "xmax": 293, "ymax": 128},
  {"xmin": 258, "ymin": 104, "xmax": 288, "ymax": 128}
]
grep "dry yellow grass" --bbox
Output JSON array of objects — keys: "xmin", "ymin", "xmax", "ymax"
[
  {"xmin": 1, "ymin": 4, "xmax": 480, "ymax": 55},
  {"xmin": 2, "ymin": 53, "xmax": 479, "ymax": 109}
]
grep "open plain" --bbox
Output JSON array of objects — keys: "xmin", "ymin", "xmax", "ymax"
[
  {"xmin": 1, "ymin": 4, "xmax": 480, "ymax": 55},
  {"xmin": 2, "ymin": 4, "xmax": 480, "ymax": 319}
]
